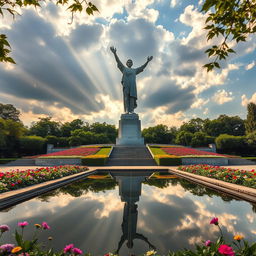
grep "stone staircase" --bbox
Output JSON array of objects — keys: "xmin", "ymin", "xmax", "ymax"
[
  {"xmin": 107, "ymin": 146, "xmax": 156, "ymax": 166},
  {"xmin": 4, "ymin": 158, "xmax": 36, "ymax": 166}
]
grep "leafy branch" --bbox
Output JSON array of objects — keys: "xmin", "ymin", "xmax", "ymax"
[{"xmin": 202, "ymin": 0, "xmax": 256, "ymax": 71}]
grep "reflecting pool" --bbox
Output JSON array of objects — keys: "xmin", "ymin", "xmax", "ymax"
[{"xmin": 1, "ymin": 170, "xmax": 256, "ymax": 255}]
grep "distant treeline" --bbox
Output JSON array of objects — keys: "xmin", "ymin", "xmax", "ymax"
[{"xmin": 0, "ymin": 102, "xmax": 256, "ymax": 157}]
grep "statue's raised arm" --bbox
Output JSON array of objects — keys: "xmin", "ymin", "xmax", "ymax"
[
  {"xmin": 110, "ymin": 46, "xmax": 125, "ymax": 72},
  {"xmin": 136, "ymin": 56, "xmax": 153, "ymax": 75}
]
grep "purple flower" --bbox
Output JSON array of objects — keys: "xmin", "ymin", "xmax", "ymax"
[
  {"xmin": 18, "ymin": 221, "xmax": 28, "ymax": 228},
  {"xmin": 0, "ymin": 244, "xmax": 15, "ymax": 252},
  {"xmin": 73, "ymin": 247, "xmax": 83, "ymax": 255},
  {"xmin": 42, "ymin": 222, "xmax": 50, "ymax": 230},
  {"xmin": 205, "ymin": 240, "xmax": 211, "ymax": 246},
  {"xmin": 210, "ymin": 217, "xmax": 219, "ymax": 225},
  {"xmin": 0, "ymin": 224, "xmax": 10, "ymax": 233},
  {"xmin": 64, "ymin": 244, "xmax": 74, "ymax": 253}
]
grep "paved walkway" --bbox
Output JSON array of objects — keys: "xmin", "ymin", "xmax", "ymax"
[{"xmin": 1, "ymin": 165, "xmax": 256, "ymax": 173}]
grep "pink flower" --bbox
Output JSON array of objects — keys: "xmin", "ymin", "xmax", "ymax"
[
  {"xmin": 42, "ymin": 222, "xmax": 50, "ymax": 230},
  {"xmin": 18, "ymin": 221, "xmax": 28, "ymax": 228},
  {"xmin": 0, "ymin": 224, "xmax": 10, "ymax": 233},
  {"xmin": 0, "ymin": 244, "xmax": 14, "ymax": 252},
  {"xmin": 64, "ymin": 244, "xmax": 74, "ymax": 253},
  {"xmin": 218, "ymin": 244, "xmax": 235, "ymax": 256},
  {"xmin": 205, "ymin": 240, "xmax": 211, "ymax": 246},
  {"xmin": 73, "ymin": 247, "xmax": 83, "ymax": 255},
  {"xmin": 210, "ymin": 217, "xmax": 219, "ymax": 225}
]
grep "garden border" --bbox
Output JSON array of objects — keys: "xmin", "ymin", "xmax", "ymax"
[
  {"xmin": 169, "ymin": 167, "xmax": 256, "ymax": 203},
  {"xmin": 0, "ymin": 169, "xmax": 96, "ymax": 210}
]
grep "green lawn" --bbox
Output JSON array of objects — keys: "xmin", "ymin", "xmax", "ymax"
[
  {"xmin": 149, "ymin": 147, "xmax": 166, "ymax": 155},
  {"xmin": 95, "ymin": 147, "xmax": 112, "ymax": 155}
]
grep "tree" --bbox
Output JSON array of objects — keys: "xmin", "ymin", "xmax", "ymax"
[
  {"xmin": 90, "ymin": 122, "xmax": 117, "ymax": 143},
  {"xmin": 0, "ymin": 103, "xmax": 21, "ymax": 122},
  {"xmin": 179, "ymin": 118, "xmax": 205, "ymax": 133},
  {"xmin": 142, "ymin": 125, "xmax": 176, "ymax": 144},
  {"xmin": 245, "ymin": 102, "xmax": 256, "ymax": 134},
  {"xmin": 29, "ymin": 117, "xmax": 61, "ymax": 137},
  {"xmin": 0, "ymin": 0, "xmax": 98, "ymax": 64},
  {"xmin": 202, "ymin": 0, "xmax": 256, "ymax": 71},
  {"xmin": 175, "ymin": 131, "xmax": 193, "ymax": 146},
  {"xmin": 61, "ymin": 119, "xmax": 85, "ymax": 137}
]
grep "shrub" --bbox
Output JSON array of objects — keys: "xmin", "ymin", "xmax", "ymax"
[
  {"xmin": 81, "ymin": 155, "xmax": 108, "ymax": 166},
  {"xmin": 154, "ymin": 155, "xmax": 182, "ymax": 166},
  {"xmin": 19, "ymin": 136, "xmax": 46, "ymax": 155},
  {"xmin": 46, "ymin": 136, "xmax": 69, "ymax": 147},
  {"xmin": 215, "ymin": 134, "xmax": 246, "ymax": 154},
  {"xmin": 175, "ymin": 131, "xmax": 193, "ymax": 146}
]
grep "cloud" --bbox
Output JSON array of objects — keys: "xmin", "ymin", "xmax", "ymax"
[
  {"xmin": 212, "ymin": 90, "xmax": 234, "ymax": 104},
  {"xmin": 141, "ymin": 77, "xmax": 195, "ymax": 114},
  {"xmin": 191, "ymin": 98, "xmax": 209, "ymax": 109},
  {"xmin": 70, "ymin": 24, "xmax": 104, "ymax": 50},
  {"xmin": 241, "ymin": 93, "xmax": 256, "ymax": 107},
  {"xmin": 245, "ymin": 61, "xmax": 255, "ymax": 70}
]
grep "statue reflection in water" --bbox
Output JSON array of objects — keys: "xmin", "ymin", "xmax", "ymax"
[{"xmin": 111, "ymin": 172, "xmax": 156, "ymax": 254}]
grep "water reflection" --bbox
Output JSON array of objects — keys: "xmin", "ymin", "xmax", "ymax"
[
  {"xmin": 1, "ymin": 171, "xmax": 256, "ymax": 255},
  {"xmin": 112, "ymin": 172, "xmax": 156, "ymax": 253}
]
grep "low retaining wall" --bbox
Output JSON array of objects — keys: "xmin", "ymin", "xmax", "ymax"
[
  {"xmin": 170, "ymin": 168, "xmax": 256, "ymax": 203},
  {"xmin": 182, "ymin": 157, "xmax": 228, "ymax": 166},
  {"xmin": 35, "ymin": 158, "xmax": 82, "ymax": 166}
]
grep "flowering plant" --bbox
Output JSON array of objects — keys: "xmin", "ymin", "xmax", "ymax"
[
  {"xmin": 0, "ymin": 166, "xmax": 88, "ymax": 193},
  {"xmin": 178, "ymin": 164, "xmax": 256, "ymax": 188}
]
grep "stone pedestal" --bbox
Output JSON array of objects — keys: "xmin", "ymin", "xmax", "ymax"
[{"xmin": 116, "ymin": 113, "xmax": 144, "ymax": 145}]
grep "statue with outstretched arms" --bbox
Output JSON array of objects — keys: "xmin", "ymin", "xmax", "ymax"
[{"xmin": 110, "ymin": 46, "xmax": 153, "ymax": 114}]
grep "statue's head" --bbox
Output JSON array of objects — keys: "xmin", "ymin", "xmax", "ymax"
[{"xmin": 126, "ymin": 59, "xmax": 133, "ymax": 68}]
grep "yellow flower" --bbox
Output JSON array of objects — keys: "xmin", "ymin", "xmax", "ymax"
[
  {"xmin": 146, "ymin": 250, "xmax": 157, "ymax": 256},
  {"xmin": 234, "ymin": 235, "xmax": 244, "ymax": 241},
  {"xmin": 11, "ymin": 246, "xmax": 22, "ymax": 253},
  {"xmin": 34, "ymin": 224, "xmax": 41, "ymax": 229}
]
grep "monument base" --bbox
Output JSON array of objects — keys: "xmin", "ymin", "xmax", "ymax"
[{"xmin": 116, "ymin": 113, "xmax": 144, "ymax": 146}]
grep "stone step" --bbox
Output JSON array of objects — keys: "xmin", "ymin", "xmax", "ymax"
[
  {"xmin": 107, "ymin": 146, "xmax": 156, "ymax": 166},
  {"xmin": 106, "ymin": 158, "xmax": 156, "ymax": 166},
  {"xmin": 4, "ymin": 158, "xmax": 36, "ymax": 166}
]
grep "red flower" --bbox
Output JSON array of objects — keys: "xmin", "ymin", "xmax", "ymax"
[
  {"xmin": 210, "ymin": 217, "xmax": 218, "ymax": 225},
  {"xmin": 218, "ymin": 244, "xmax": 235, "ymax": 256}
]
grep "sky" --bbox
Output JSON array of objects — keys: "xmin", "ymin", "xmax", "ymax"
[{"xmin": 0, "ymin": 0, "xmax": 255, "ymax": 128}]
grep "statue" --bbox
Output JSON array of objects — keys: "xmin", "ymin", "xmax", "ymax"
[{"xmin": 110, "ymin": 46, "xmax": 153, "ymax": 114}]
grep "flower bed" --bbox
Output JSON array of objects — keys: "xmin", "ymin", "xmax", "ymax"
[
  {"xmin": 0, "ymin": 166, "xmax": 88, "ymax": 193},
  {"xmin": 178, "ymin": 164, "xmax": 256, "ymax": 188},
  {"xmin": 1, "ymin": 217, "xmax": 256, "ymax": 255},
  {"xmin": 39, "ymin": 147, "xmax": 99, "ymax": 158},
  {"xmin": 162, "ymin": 147, "xmax": 229, "ymax": 157}
]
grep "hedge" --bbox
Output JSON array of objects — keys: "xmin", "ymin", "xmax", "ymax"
[{"xmin": 154, "ymin": 155, "xmax": 182, "ymax": 166}]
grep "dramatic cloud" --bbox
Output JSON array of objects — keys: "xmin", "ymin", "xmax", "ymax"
[
  {"xmin": 212, "ymin": 90, "xmax": 234, "ymax": 105},
  {"xmin": 241, "ymin": 93, "xmax": 256, "ymax": 107}
]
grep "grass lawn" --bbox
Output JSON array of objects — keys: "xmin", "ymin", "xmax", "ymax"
[
  {"xmin": 149, "ymin": 147, "xmax": 166, "ymax": 155},
  {"xmin": 94, "ymin": 147, "xmax": 112, "ymax": 155}
]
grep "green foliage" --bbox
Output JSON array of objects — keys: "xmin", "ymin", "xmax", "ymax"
[
  {"xmin": 245, "ymin": 102, "xmax": 256, "ymax": 134},
  {"xmin": 45, "ymin": 135, "xmax": 69, "ymax": 147},
  {"xmin": 202, "ymin": 0, "xmax": 256, "ymax": 70},
  {"xmin": 175, "ymin": 131, "xmax": 193, "ymax": 146},
  {"xmin": 29, "ymin": 117, "xmax": 61, "ymax": 137},
  {"xmin": 180, "ymin": 118, "xmax": 205, "ymax": 133},
  {"xmin": 0, "ymin": 1, "xmax": 99, "ymax": 64},
  {"xmin": 190, "ymin": 132, "xmax": 213, "ymax": 147},
  {"xmin": 90, "ymin": 122, "xmax": 117, "ymax": 143},
  {"xmin": 215, "ymin": 134, "xmax": 246, "ymax": 154},
  {"xmin": 142, "ymin": 125, "xmax": 177, "ymax": 144},
  {"xmin": 154, "ymin": 156, "xmax": 182, "ymax": 166},
  {"xmin": 0, "ymin": 103, "xmax": 21, "ymax": 122},
  {"xmin": 19, "ymin": 136, "xmax": 46, "ymax": 155},
  {"xmin": 60, "ymin": 119, "xmax": 85, "ymax": 137},
  {"xmin": 81, "ymin": 156, "xmax": 108, "ymax": 166},
  {"xmin": 69, "ymin": 129, "xmax": 111, "ymax": 146}
]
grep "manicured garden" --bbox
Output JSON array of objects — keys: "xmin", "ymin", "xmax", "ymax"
[
  {"xmin": 148, "ymin": 145, "xmax": 235, "ymax": 166},
  {"xmin": 0, "ymin": 166, "xmax": 88, "ymax": 193},
  {"xmin": 35, "ymin": 146, "xmax": 113, "ymax": 166},
  {"xmin": 178, "ymin": 164, "xmax": 256, "ymax": 188},
  {"xmin": 1, "ymin": 217, "xmax": 256, "ymax": 255}
]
